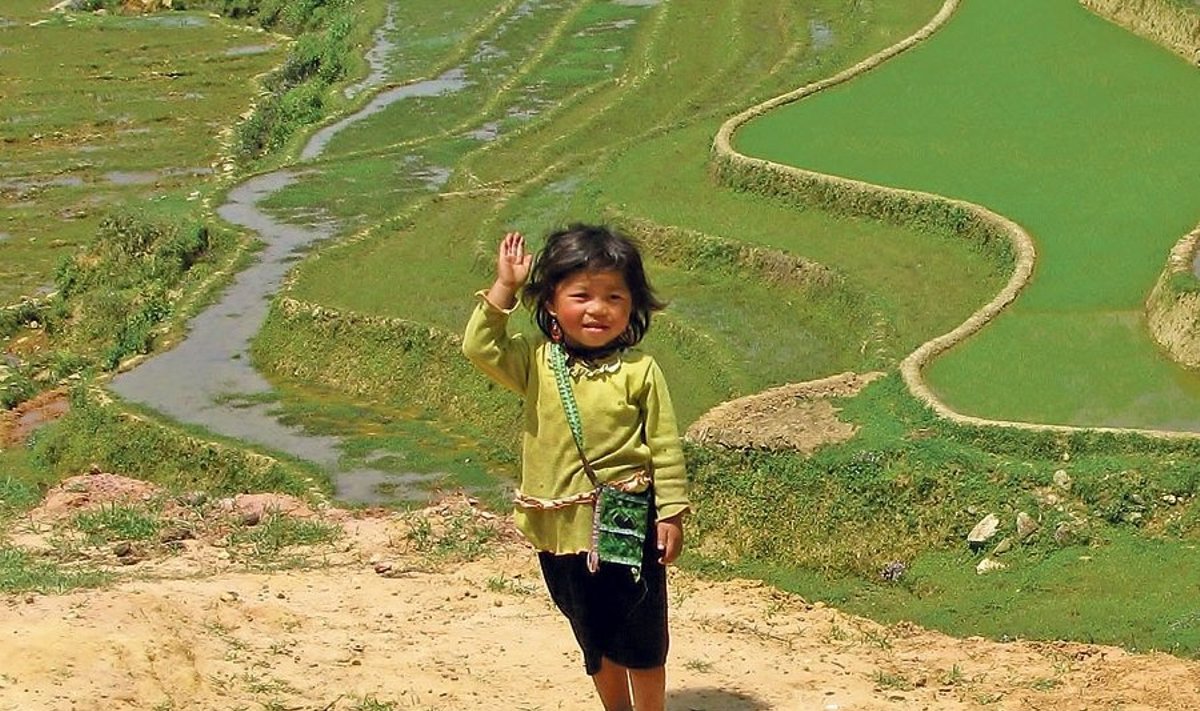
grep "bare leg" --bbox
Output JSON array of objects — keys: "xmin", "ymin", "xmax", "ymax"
[
  {"xmin": 592, "ymin": 657, "xmax": 633, "ymax": 711},
  {"xmin": 628, "ymin": 666, "xmax": 666, "ymax": 711}
]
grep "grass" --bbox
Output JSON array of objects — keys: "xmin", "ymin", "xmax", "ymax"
[
  {"xmin": 0, "ymin": 2, "xmax": 284, "ymax": 305},
  {"xmin": 225, "ymin": 513, "xmax": 342, "ymax": 564},
  {"xmin": 735, "ymin": 0, "xmax": 1200, "ymax": 430},
  {"xmin": 72, "ymin": 502, "xmax": 163, "ymax": 545},
  {"xmin": 30, "ymin": 391, "xmax": 325, "ymax": 494},
  {"xmin": 687, "ymin": 372, "xmax": 1200, "ymax": 655},
  {"xmin": 0, "ymin": 546, "xmax": 112, "ymax": 594},
  {"xmin": 0, "ymin": 467, "xmax": 41, "ymax": 519},
  {"xmin": 749, "ymin": 533, "xmax": 1200, "ymax": 658},
  {"xmin": 400, "ymin": 506, "xmax": 499, "ymax": 563}
]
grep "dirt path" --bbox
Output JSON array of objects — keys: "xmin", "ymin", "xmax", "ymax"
[{"xmin": 1, "ymin": 478, "xmax": 1197, "ymax": 711}]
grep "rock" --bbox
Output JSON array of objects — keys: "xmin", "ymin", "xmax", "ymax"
[
  {"xmin": 1016, "ymin": 512, "xmax": 1039, "ymax": 540},
  {"xmin": 1053, "ymin": 469, "xmax": 1072, "ymax": 490},
  {"xmin": 113, "ymin": 541, "xmax": 133, "ymax": 557},
  {"xmin": 879, "ymin": 561, "xmax": 906, "ymax": 582},
  {"xmin": 159, "ymin": 527, "xmax": 194, "ymax": 543},
  {"xmin": 220, "ymin": 591, "xmax": 239, "ymax": 603},
  {"xmin": 1053, "ymin": 522, "xmax": 1075, "ymax": 546},
  {"xmin": 240, "ymin": 510, "xmax": 261, "ymax": 527},
  {"xmin": 976, "ymin": 558, "xmax": 1006, "ymax": 575},
  {"xmin": 992, "ymin": 537, "xmax": 1013, "ymax": 556},
  {"xmin": 373, "ymin": 561, "xmax": 393, "ymax": 575},
  {"xmin": 1163, "ymin": 494, "xmax": 1179, "ymax": 505},
  {"xmin": 179, "ymin": 490, "xmax": 208, "ymax": 507},
  {"xmin": 967, "ymin": 513, "xmax": 1000, "ymax": 548}
]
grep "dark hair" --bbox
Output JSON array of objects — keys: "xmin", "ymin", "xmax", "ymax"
[{"xmin": 522, "ymin": 223, "xmax": 665, "ymax": 349}]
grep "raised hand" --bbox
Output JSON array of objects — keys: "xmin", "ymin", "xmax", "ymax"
[
  {"xmin": 485, "ymin": 231, "xmax": 533, "ymax": 310},
  {"xmin": 497, "ymin": 231, "xmax": 533, "ymax": 289}
]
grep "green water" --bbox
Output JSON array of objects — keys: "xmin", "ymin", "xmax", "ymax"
[{"xmin": 736, "ymin": 0, "xmax": 1200, "ymax": 431}]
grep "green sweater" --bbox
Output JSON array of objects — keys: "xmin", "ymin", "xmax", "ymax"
[{"xmin": 462, "ymin": 293, "xmax": 690, "ymax": 554}]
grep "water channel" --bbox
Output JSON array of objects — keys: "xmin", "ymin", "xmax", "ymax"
[{"xmin": 109, "ymin": 11, "xmax": 470, "ymax": 504}]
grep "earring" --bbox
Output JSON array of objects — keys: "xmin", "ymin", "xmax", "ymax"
[{"xmin": 549, "ymin": 317, "xmax": 562, "ymax": 343}]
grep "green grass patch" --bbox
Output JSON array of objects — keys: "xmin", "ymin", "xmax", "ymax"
[
  {"xmin": 264, "ymin": 378, "xmax": 515, "ymax": 509},
  {"xmin": 0, "ymin": 469, "xmax": 40, "ymax": 521},
  {"xmin": 400, "ymin": 506, "xmax": 499, "ymax": 563},
  {"xmin": 72, "ymin": 502, "xmax": 163, "ymax": 545},
  {"xmin": 225, "ymin": 513, "xmax": 342, "ymax": 564},
  {"xmin": 0, "ymin": 6, "xmax": 283, "ymax": 304},
  {"xmin": 687, "ymin": 372, "xmax": 1200, "ymax": 654},
  {"xmin": 28, "ymin": 388, "xmax": 329, "ymax": 499},
  {"xmin": 752, "ymin": 534, "xmax": 1200, "ymax": 658},
  {"xmin": 735, "ymin": 0, "xmax": 1200, "ymax": 429},
  {"xmin": 0, "ymin": 546, "xmax": 111, "ymax": 594}
]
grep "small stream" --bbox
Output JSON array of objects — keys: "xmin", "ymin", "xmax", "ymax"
[{"xmin": 109, "ymin": 10, "xmax": 470, "ymax": 504}]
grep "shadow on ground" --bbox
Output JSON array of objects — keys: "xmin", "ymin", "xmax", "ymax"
[{"xmin": 670, "ymin": 687, "xmax": 770, "ymax": 711}]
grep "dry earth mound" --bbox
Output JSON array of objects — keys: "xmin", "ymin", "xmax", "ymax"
[{"xmin": 686, "ymin": 371, "xmax": 885, "ymax": 453}]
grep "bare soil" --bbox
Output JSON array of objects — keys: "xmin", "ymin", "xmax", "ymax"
[
  {"xmin": 0, "ymin": 387, "xmax": 68, "ymax": 449},
  {"xmin": 2, "ymin": 472, "xmax": 1199, "ymax": 710},
  {"xmin": 686, "ymin": 371, "xmax": 884, "ymax": 453}
]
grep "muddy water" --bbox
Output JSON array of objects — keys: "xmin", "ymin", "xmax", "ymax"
[
  {"xmin": 301, "ymin": 68, "xmax": 468, "ymax": 160},
  {"xmin": 343, "ymin": 3, "xmax": 397, "ymax": 99},
  {"xmin": 110, "ymin": 10, "xmax": 470, "ymax": 504}
]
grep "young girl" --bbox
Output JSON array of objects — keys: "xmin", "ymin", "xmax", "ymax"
[{"xmin": 462, "ymin": 224, "xmax": 689, "ymax": 711}]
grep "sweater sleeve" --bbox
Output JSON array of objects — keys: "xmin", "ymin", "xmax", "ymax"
[
  {"xmin": 641, "ymin": 358, "xmax": 690, "ymax": 522},
  {"xmin": 461, "ymin": 291, "xmax": 533, "ymax": 395}
]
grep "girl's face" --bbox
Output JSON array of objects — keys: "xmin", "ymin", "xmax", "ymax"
[{"xmin": 549, "ymin": 268, "xmax": 633, "ymax": 350}]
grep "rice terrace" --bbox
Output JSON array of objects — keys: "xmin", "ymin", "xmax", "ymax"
[{"xmin": 3, "ymin": 0, "xmax": 1200, "ymax": 708}]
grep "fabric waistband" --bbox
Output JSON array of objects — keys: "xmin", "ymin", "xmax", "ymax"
[{"xmin": 513, "ymin": 470, "xmax": 651, "ymax": 510}]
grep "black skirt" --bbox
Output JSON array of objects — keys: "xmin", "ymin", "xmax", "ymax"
[{"xmin": 537, "ymin": 506, "xmax": 668, "ymax": 676}]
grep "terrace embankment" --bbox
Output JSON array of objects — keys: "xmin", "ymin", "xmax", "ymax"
[
  {"xmin": 710, "ymin": 0, "xmax": 1043, "ymax": 432},
  {"xmin": 1082, "ymin": 0, "xmax": 1200, "ymax": 65},
  {"xmin": 714, "ymin": 0, "xmax": 1200, "ymax": 438},
  {"xmin": 1147, "ymin": 226, "xmax": 1200, "ymax": 367}
]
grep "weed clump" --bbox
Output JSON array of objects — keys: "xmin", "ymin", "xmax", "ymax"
[
  {"xmin": 226, "ymin": 0, "xmax": 357, "ymax": 160},
  {"xmin": 50, "ymin": 208, "xmax": 227, "ymax": 370}
]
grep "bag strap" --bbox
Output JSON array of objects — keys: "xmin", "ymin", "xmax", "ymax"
[
  {"xmin": 549, "ymin": 342, "xmax": 602, "ymax": 489},
  {"xmin": 549, "ymin": 341, "xmax": 609, "ymax": 573}
]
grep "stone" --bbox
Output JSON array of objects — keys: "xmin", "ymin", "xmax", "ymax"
[
  {"xmin": 967, "ymin": 513, "xmax": 1000, "ymax": 547},
  {"xmin": 1053, "ymin": 469, "xmax": 1072, "ymax": 490},
  {"xmin": 1016, "ymin": 512, "xmax": 1039, "ymax": 540},
  {"xmin": 992, "ymin": 537, "xmax": 1013, "ymax": 556},
  {"xmin": 976, "ymin": 558, "xmax": 1006, "ymax": 575},
  {"xmin": 1053, "ymin": 522, "xmax": 1075, "ymax": 546},
  {"xmin": 159, "ymin": 527, "xmax": 194, "ymax": 543}
]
